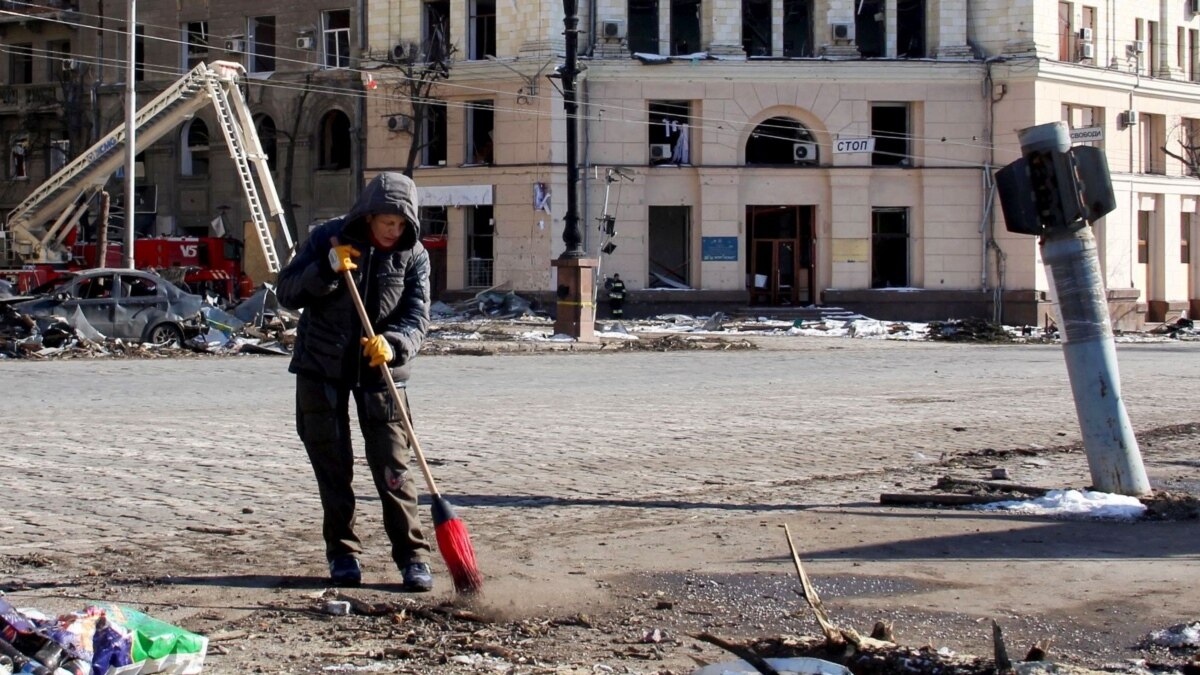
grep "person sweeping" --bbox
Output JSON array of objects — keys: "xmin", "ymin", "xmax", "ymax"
[{"xmin": 276, "ymin": 171, "xmax": 436, "ymax": 592}]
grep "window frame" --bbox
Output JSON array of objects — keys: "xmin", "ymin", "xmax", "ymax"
[
  {"xmin": 468, "ymin": 0, "xmax": 496, "ymax": 60},
  {"xmin": 871, "ymin": 103, "xmax": 911, "ymax": 167},
  {"xmin": 648, "ymin": 100, "xmax": 693, "ymax": 166},
  {"xmin": 420, "ymin": 100, "xmax": 448, "ymax": 167},
  {"xmin": 465, "ymin": 100, "xmax": 495, "ymax": 165},
  {"xmin": 248, "ymin": 15, "xmax": 277, "ymax": 73},
  {"xmin": 183, "ymin": 21, "xmax": 210, "ymax": 71},
  {"xmin": 322, "ymin": 9, "xmax": 352, "ymax": 70},
  {"xmin": 9, "ymin": 43, "xmax": 34, "ymax": 85}
]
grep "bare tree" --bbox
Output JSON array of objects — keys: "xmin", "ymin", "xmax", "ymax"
[
  {"xmin": 1163, "ymin": 139, "xmax": 1200, "ymax": 177},
  {"xmin": 388, "ymin": 26, "xmax": 457, "ymax": 178},
  {"xmin": 270, "ymin": 73, "xmax": 313, "ymax": 240}
]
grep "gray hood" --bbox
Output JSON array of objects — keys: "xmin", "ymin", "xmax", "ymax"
[{"xmin": 345, "ymin": 172, "xmax": 422, "ymax": 250}]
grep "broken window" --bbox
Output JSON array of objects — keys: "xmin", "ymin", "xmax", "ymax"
[
  {"xmin": 46, "ymin": 41, "xmax": 72, "ymax": 80},
  {"xmin": 254, "ymin": 114, "xmax": 277, "ymax": 171},
  {"xmin": 871, "ymin": 104, "xmax": 909, "ymax": 166},
  {"xmin": 628, "ymin": 0, "xmax": 659, "ymax": 54},
  {"xmin": 9, "ymin": 139, "xmax": 29, "ymax": 180},
  {"xmin": 783, "ymin": 0, "xmax": 812, "ymax": 57},
  {"xmin": 49, "ymin": 138, "xmax": 69, "ymax": 174},
  {"xmin": 871, "ymin": 208, "xmax": 908, "ymax": 289},
  {"xmin": 181, "ymin": 118, "xmax": 210, "ymax": 176},
  {"xmin": 421, "ymin": 100, "xmax": 447, "ymax": 166},
  {"xmin": 10, "ymin": 44, "xmax": 33, "ymax": 85},
  {"xmin": 468, "ymin": 0, "xmax": 496, "ymax": 60},
  {"xmin": 648, "ymin": 206, "xmax": 691, "ymax": 288},
  {"xmin": 466, "ymin": 101, "xmax": 494, "ymax": 165},
  {"xmin": 420, "ymin": 206, "xmax": 449, "ymax": 298},
  {"xmin": 742, "ymin": 0, "xmax": 772, "ymax": 57},
  {"xmin": 424, "ymin": 0, "xmax": 451, "ymax": 62},
  {"xmin": 318, "ymin": 110, "xmax": 352, "ymax": 171},
  {"xmin": 323, "ymin": 9, "xmax": 351, "ymax": 69},
  {"xmin": 856, "ymin": 0, "xmax": 884, "ymax": 58},
  {"xmin": 183, "ymin": 21, "xmax": 209, "ymax": 70},
  {"xmin": 648, "ymin": 101, "xmax": 691, "ymax": 165},
  {"xmin": 745, "ymin": 116, "xmax": 818, "ymax": 165},
  {"xmin": 671, "ymin": 0, "xmax": 701, "ymax": 55},
  {"xmin": 249, "ymin": 16, "xmax": 276, "ymax": 73},
  {"xmin": 897, "ymin": 0, "xmax": 925, "ymax": 58},
  {"xmin": 466, "ymin": 205, "xmax": 494, "ymax": 288}
]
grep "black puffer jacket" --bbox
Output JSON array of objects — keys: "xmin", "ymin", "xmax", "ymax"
[{"xmin": 277, "ymin": 172, "xmax": 429, "ymax": 386}]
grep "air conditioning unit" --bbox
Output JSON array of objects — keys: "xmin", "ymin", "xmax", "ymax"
[
  {"xmin": 386, "ymin": 115, "xmax": 412, "ymax": 133},
  {"xmin": 1079, "ymin": 42, "xmax": 1095, "ymax": 60},
  {"xmin": 1123, "ymin": 110, "xmax": 1140, "ymax": 127},
  {"xmin": 601, "ymin": 19, "xmax": 626, "ymax": 40},
  {"xmin": 1130, "ymin": 39, "xmax": 1146, "ymax": 54},
  {"xmin": 390, "ymin": 43, "xmax": 406, "ymax": 61},
  {"xmin": 1078, "ymin": 27, "xmax": 1094, "ymax": 42},
  {"xmin": 831, "ymin": 22, "xmax": 854, "ymax": 41},
  {"xmin": 224, "ymin": 38, "xmax": 246, "ymax": 52},
  {"xmin": 649, "ymin": 143, "xmax": 673, "ymax": 161},
  {"xmin": 61, "ymin": 58, "xmax": 78, "ymax": 72},
  {"xmin": 296, "ymin": 37, "xmax": 315, "ymax": 50},
  {"xmin": 793, "ymin": 142, "xmax": 818, "ymax": 163}
]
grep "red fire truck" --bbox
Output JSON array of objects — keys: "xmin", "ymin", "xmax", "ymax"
[{"xmin": 0, "ymin": 61, "xmax": 290, "ymax": 300}]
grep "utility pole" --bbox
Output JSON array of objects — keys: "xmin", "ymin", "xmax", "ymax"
[
  {"xmin": 123, "ymin": 0, "xmax": 136, "ymax": 269},
  {"xmin": 550, "ymin": 0, "xmax": 598, "ymax": 340},
  {"xmin": 995, "ymin": 121, "xmax": 1151, "ymax": 496}
]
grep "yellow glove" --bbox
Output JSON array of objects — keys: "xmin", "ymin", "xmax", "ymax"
[
  {"xmin": 328, "ymin": 243, "xmax": 360, "ymax": 273},
  {"xmin": 361, "ymin": 335, "xmax": 394, "ymax": 368}
]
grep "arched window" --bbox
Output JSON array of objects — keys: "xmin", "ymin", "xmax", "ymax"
[
  {"xmin": 254, "ymin": 113, "xmax": 278, "ymax": 171},
  {"xmin": 318, "ymin": 110, "xmax": 352, "ymax": 170},
  {"xmin": 745, "ymin": 116, "xmax": 818, "ymax": 165},
  {"xmin": 181, "ymin": 118, "xmax": 210, "ymax": 176}
]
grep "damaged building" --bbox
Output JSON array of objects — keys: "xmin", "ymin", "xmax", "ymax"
[{"xmin": 360, "ymin": 0, "xmax": 1200, "ymax": 328}]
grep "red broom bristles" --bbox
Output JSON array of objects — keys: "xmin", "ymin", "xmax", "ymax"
[{"xmin": 435, "ymin": 518, "xmax": 484, "ymax": 594}]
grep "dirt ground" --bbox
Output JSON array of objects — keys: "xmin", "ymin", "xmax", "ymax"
[{"xmin": 3, "ymin": 331, "xmax": 1200, "ymax": 675}]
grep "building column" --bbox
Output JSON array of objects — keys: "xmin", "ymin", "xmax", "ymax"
[
  {"xmin": 703, "ymin": 0, "xmax": 742, "ymax": 55},
  {"xmin": 933, "ymin": 0, "xmax": 974, "ymax": 58},
  {"xmin": 772, "ymin": 0, "xmax": 784, "ymax": 56}
]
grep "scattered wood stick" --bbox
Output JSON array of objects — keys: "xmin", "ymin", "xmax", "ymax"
[
  {"xmin": 993, "ymin": 620, "xmax": 1012, "ymax": 671},
  {"xmin": 936, "ymin": 477, "xmax": 1051, "ymax": 496},
  {"xmin": 783, "ymin": 523, "xmax": 841, "ymax": 644},
  {"xmin": 693, "ymin": 632, "xmax": 782, "ymax": 675},
  {"xmin": 184, "ymin": 525, "xmax": 246, "ymax": 536}
]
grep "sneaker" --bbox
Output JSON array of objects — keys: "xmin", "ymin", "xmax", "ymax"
[
  {"xmin": 401, "ymin": 562, "xmax": 433, "ymax": 592},
  {"xmin": 328, "ymin": 556, "xmax": 362, "ymax": 587}
]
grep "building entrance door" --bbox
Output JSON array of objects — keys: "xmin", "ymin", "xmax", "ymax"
[{"xmin": 746, "ymin": 205, "xmax": 813, "ymax": 305}]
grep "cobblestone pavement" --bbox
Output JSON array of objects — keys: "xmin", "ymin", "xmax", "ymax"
[{"xmin": 3, "ymin": 337, "xmax": 1200, "ymax": 671}]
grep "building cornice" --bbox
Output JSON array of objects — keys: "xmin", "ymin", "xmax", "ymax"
[{"xmin": 995, "ymin": 58, "xmax": 1200, "ymax": 100}]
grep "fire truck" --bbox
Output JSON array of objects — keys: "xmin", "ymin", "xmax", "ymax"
[{"xmin": 0, "ymin": 61, "xmax": 292, "ymax": 299}]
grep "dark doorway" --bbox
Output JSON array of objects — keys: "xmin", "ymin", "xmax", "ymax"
[
  {"xmin": 648, "ymin": 205, "xmax": 690, "ymax": 288},
  {"xmin": 746, "ymin": 205, "xmax": 814, "ymax": 305},
  {"xmin": 871, "ymin": 207, "xmax": 908, "ymax": 288},
  {"xmin": 420, "ymin": 206, "xmax": 448, "ymax": 299},
  {"xmin": 466, "ymin": 205, "xmax": 494, "ymax": 288},
  {"xmin": 628, "ymin": 0, "xmax": 659, "ymax": 53}
]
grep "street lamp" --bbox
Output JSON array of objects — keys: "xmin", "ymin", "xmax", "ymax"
[
  {"xmin": 559, "ymin": 0, "xmax": 583, "ymax": 259},
  {"xmin": 124, "ymin": 0, "xmax": 136, "ymax": 269}
]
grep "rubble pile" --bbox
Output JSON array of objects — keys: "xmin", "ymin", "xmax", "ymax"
[{"xmin": 0, "ymin": 286, "xmax": 298, "ymax": 360}]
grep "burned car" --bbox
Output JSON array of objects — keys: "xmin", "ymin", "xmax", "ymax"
[{"xmin": 14, "ymin": 268, "xmax": 206, "ymax": 344}]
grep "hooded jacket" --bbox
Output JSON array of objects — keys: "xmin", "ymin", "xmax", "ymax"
[{"xmin": 277, "ymin": 172, "xmax": 429, "ymax": 385}]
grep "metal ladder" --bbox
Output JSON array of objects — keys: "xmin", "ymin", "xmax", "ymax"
[{"xmin": 207, "ymin": 78, "xmax": 283, "ymax": 274}]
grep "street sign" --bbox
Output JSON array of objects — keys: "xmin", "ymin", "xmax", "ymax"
[
  {"xmin": 834, "ymin": 137, "xmax": 876, "ymax": 154},
  {"xmin": 1069, "ymin": 125, "xmax": 1104, "ymax": 143}
]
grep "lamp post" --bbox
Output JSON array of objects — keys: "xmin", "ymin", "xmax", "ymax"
[
  {"xmin": 550, "ymin": 0, "xmax": 598, "ymax": 340},
  {"xmin": 123, "ymin": 0, "xmax": 136, "ymax": 269},
  {"xmin": 559, "ymin": 0, "xmax": 583, "ymax": 259}
]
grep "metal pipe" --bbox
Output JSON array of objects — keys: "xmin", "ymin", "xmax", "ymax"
[
  {"xmin": 123, "ymin": 0, "xmax": 136, "ymax": 269},
  {"xmin": 1020, "ymin": 122, "xmax": 1151, "ymax": 496}
]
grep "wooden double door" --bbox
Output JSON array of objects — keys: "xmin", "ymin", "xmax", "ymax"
[{"xmin": 746, "ymin": 205, "xmax": 814, "ymax": 306}]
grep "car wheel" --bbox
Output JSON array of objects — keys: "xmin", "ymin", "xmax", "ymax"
[{"xmin": 146, "ymin": 322, "xmax": 184, "ymax": 345}]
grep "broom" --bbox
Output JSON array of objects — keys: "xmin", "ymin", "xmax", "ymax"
[{"xmin": 341, "ymin": 267, "xmax": 484, "ymax": 594}]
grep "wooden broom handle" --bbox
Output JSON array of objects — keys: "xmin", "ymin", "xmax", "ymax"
[{"xmin": 341, "ymin": 267, "xmax": 442, "ymax": 498}]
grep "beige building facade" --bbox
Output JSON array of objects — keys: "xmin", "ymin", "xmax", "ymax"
[{"xmin": 358, "ymin": 0, "xmax": 1200, "ymax": 326}]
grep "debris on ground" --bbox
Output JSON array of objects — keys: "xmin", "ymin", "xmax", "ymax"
[{"xmin": 927, "ymin": 317, "xmax": 1017, "ymax": 342}]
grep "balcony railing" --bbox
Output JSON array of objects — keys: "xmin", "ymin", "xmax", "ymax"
[
  {"xmin": 0, "ymin": 0, "xmax": 77, "ymax": 22},
  {"xmin": 0, "ymin": 84, "xmax": 62, "ymax": 111}
]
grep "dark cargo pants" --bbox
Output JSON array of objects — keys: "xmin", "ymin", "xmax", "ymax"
[{"xmin": 296, "ymin": 373, "xmax": 430, "ymax": 568}]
